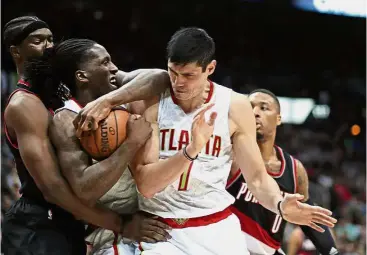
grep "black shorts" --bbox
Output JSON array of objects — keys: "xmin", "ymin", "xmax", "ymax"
[{"xmin": 2, "ymin": 197, "xmax": 86, "ymax": 255}]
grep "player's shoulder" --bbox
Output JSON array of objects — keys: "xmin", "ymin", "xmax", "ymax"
[
  {"xmin": 53, "ymin": 108, "xmax": 76, "ymax": 126},
  {"xmin": 5, "ymin": 91, "xmax": 47, "ymax": 122},
  {"xmin": 276, "ymin": 146, "xmax": 307, "ymax": 176}
]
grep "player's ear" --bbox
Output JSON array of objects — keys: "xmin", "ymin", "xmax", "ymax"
[
  {"xmin": 75, "ymin": 70, "xmax": 89, "ymax": 84},
  {"xmin": 276, "ymin": 114, "xmax": 282, "ymax": 126},
  {"xmin": 206, "ymin": 60, "xmax": 216, "ymax": 75},
  {"xmin": 10, "ymin": 46, "xmax": 21, "ymax": 60}
]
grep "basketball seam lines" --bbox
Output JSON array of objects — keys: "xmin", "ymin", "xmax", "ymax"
[{"xmin": 113, "ymin": 111, "xmax": 118, "ymax": 151}]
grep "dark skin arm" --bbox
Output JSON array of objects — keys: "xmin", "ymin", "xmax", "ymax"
[
  {"xmin": 296, "ymin": 160, "xmax": 339, "ymax": 253},
  {"xmin": 4, "ymin": 92, "xmax": 122, "ymax": 232},
  {"xmin": 73, "ymin": 69, "xmax": 170, "ymax": 137},
  {"xmin": 295, "ymin": 160, "xmax": 310, "ymax": 202},
  {"xmin": 50, "ymin": 109, "xmax": 152, "ymax": 205}
]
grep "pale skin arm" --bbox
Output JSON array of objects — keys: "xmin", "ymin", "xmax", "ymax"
[
  {"xmin": 130, "ymin": 102, "xmax": 194, "ymax": 198},
  {"xmin": 4, "ymin": 93, "xmax": 122, "ymax": 232},
  {"xmin": 230, "ymin": 91, "xmax": 284, "ymax": 214},
  {"xmin": 230, "ymin": 91, "xmax": 337, "ymax": 231},
  {"xmin": 49, "ymin": 110, "xmax": 143, "ymax": 205}
]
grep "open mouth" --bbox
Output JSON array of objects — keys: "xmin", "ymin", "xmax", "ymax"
[{"xmin": 110, "ymin": 77, "xmax": 117, "ymax": 85}]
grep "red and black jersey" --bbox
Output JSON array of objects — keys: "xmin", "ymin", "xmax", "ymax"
[
  {"xmin": 226, "ymin": 145, "xmax": 298, "ymax": 252},
  {"xmin": 3, "ymin": 80, "xmax": 69, "ymax": 215}
]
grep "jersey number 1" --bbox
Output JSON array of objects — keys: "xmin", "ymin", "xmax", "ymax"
[{"xmin": 178, "ymin": 162, "xmax": 194, "ymax": 191}]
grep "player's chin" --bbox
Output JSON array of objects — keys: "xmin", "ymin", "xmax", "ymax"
[
  {"xmin": 109, "ymin": 83, "xmax": 118, "ymax": 90},
  {"xmin": 256, "ymin": 132, "xmax": 264, "ymax": 141},
  {"xmin": 174, "ymin": 92, "xmax": 192, "ymax": 100}
]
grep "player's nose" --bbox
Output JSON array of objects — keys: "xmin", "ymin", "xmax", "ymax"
[{"xmin": 110, "ymin": 62, "xmax": 118, "ymax": 74}]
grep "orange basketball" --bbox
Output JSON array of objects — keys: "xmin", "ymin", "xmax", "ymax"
[{"xmin": 79, "ymin": 108, "xmax": 130, "ymax": 160}]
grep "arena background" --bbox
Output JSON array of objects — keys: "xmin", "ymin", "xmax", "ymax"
[{"xmin": 1, "ymin": 0, "xmax": 366, "ymax": 254}]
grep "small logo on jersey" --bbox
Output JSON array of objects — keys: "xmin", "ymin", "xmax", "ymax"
[
  {"xmin": 48, "ymin": 209, "xmax": 53, "ymax": 220},
  {"xmin": 329, "ymin": 247, "xmax": 338, "ymax": 255},
  {"xmin": 173, "ymin": 218, "xmax": 189, "ymax": 226}
]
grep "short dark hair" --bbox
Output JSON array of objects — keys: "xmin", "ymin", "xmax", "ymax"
[
  {"xmin": 167, "ymin": 27, "xmax": 215, "ymax": 71},
  {"xmin": 3, "ymin": 16, "xmax": 48, "ymax": 48},
  {"xmin": 24, "ymin": 38, "xmax": 97, "ymax": 109},
  {"xmin": 249, "ymin": 88, "xmax": 281, "ymax": 113}
]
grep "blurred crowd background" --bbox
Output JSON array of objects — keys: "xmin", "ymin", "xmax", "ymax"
[{"xmin": 2, "ymin": 0, "xmax": 366, "ymax": 254}]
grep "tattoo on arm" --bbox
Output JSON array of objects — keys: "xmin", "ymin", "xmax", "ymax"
[{"xmin": 295, "ymin": 159, "xmax": 309, "ymax": 201}]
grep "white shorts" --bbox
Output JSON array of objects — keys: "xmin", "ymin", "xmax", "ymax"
[
  {"xmin": 135, "ymin": 211, "xmax": 249, "ymax": 255},
  {"xmin": 243, "ymin": 232, "xmax": 285, "ymax": 255},
  {"xmin": 92, "ymin": 241, "xmax": 136, "ymax": 255}
]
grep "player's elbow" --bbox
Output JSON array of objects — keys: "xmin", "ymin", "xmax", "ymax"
[
  {"xmin": 135, "ymin": 172, "xmax": 156, "ymax": 199},
  {"xmin": 151, "ymin": 69, "xmax": 170, "ymax": 85},
  {"xmin": 136, "ymin": 181, "xmax": 156, "ymax": 199}
]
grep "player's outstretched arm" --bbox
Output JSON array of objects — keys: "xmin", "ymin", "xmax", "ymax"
[
  {"xmin": 131, "ymin": 102, "xmax": 216, "ymax": 198},
  {"xmin": 5, "ymin": 93, "xmax": 124, "ymax": 233},
  {"xmin": 295, "ymin": 160, "xmax": 339, "ymax": 254},
  {"xmin": 230, "ymin": 91, "xmax": 337, "ymax": 232},
  {"xmin": 73, "ymin": 69, "xmax": 170, "ymax": 137},
  {"xmin": 50, "ymin": 110, "xmax": 152, "ymax": 205}
]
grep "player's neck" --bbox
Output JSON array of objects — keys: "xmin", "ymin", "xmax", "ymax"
[
  {"xmin": 74, "ymin": 90, "xmax": 94, "ymax": 108},
  {"xmin": 257, "ymin": 136, "xmax": 276, "ymax": 162},
  {"xmin": 16, "ymin": 63, "xmax": 24, "ymax": 79},
  {"xmin": 177, "ymin": 80, "xmax": 211, "ymax": 113}
]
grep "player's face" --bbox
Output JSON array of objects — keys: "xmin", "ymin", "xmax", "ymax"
[
  {"xmin": 167, "ymin": 60, "xmax": 216, "ymax": 101},
  {"xmin": 249, "ymin": 92, "xmax": 281, "ymax": 141},
  {"xmin": 79, "ymin": 44, "xmax": 118, "ymax": 98},
  {"xmin": 17, "ymin": 28, "xmax": 54, "ymax": 60}
]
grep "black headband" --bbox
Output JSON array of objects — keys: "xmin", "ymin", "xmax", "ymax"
[{"xmin": 10, "ymin": 20, "xmax": 50, "ymax": 46}]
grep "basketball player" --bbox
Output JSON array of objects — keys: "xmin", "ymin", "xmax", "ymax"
[
  {"xmin": 226, "ymin": 89, "xmax": 339, "ymax": 255},
  {"xmin": 2, "ymin": 17, "xmax": 170, "ymax": 254},
  {"xmin": 24, "ymin": 38, "xmax": 172, "ymax": 255},
  {"xmin": 76, "ymin": 27, "xmax": 337, "ymax": 255}
]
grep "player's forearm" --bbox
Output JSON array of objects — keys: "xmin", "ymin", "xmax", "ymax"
[
  {"xmin": 45, "ymin": 177, "xmax": 122, "ymax": 233},
  {"xmin": 233, "ymin": 134, "xmax": 282, "ymax": 214},
  {"xmin": 23, "ymin": 145, "xmax": 122, "ymax": 232},
  {"xmin": 135, "ymin": 145, "xmax": 198, "ymax": 198},
  {"xmin": 246, "ymin": 171, "xmax": 283, "ymax": 214},
  {"xmin": 77, "ymin": 138, "xmax": 141, "ymax": 204},
  {"xmin": 107, "ymin": 69, "xmax": 170, "ymax": 107},
  {"xmin": 300, "ymin": 199, "xmax": 339, "ymax": 255}
]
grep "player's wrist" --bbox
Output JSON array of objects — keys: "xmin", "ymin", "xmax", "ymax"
[
  {"xmin": 185, "ymin": 144, "xmax": 200, "ymax": 160},
  {"xmin": 277, "ymin": 199, "xmax": 286, "ymax": 219},
  {"xmin": 119, "ymin": 214, "xmax": 133, "ymax": 235}
]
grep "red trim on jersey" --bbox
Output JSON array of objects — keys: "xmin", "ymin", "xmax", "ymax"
[
  {"xmin": 138, "ymin": 243, "xmax": 144, "ymax": 251},
  {"xmin": 112, "ymin": 232, "xmax": 119, "ymax": 255},
  {"xmin": 226, "ymin": 168, "xmax": 241, "ymax": 188},
  {"xmin": 157, "ymin": 207, "xmax": 232, "ymax": 229},
  {"xmin": 230, "ymin": 206, "xmax": 281, "ymax": 249},
  {"xmin": 170, "ymin": 80, "xmax": 214, "ymax": 105},
  {"xmin": 18, "ymin": 79, "xmax": 31, "ymax": 87},
  {"xmin": 3, "ymin": 88, "xmax": 39, "ymax": 149},
  {"xmin": 70, "ymin": 97, "xmax": 84, "ymax": 108},
  {"xmin": 268, "ymin": 146, "xmax": 286, "ymax": 178},
  {"xmin": 291, "ymin": 156, "xmax": 298, "ymax": 193}
]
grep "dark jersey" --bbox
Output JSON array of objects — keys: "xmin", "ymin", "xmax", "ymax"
[
  {"xmin": 226, "ymin": 145, "xmax": 298, "ymax": 254},
  {"xmin": 3, "ymin": 80, "xmax": 71, "ymax": 217}
]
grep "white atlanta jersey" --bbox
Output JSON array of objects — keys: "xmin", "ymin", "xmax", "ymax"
[
  {"xmin": 139, "ymin": 81, "xmax": 235, "ymax": 218},
  {"xmin": 56, "ymin": 99, "xmax": 138, "ymax": 253}
]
